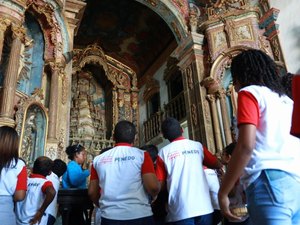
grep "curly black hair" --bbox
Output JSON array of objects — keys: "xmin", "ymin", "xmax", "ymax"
[{"xmin": 231, "ymin": 49, "xmax": 285, "ymax": 96}]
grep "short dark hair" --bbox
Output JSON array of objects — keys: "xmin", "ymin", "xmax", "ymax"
[
  {"xmin": 281, "ymin": 72, "xmax": 294, "ymax": 99},
  {"xmin": 114, "ymin": 120, "xmax": 136, "ymax": 144},
  {"xmin": 52, "ymin": 159, "xmax": 67, "ymax": 177},
  {"xmin": 223, "ymin": 142, "xmax": 236, "ymax": 156},
  {"xmin": 161, "ymin": 117, "xmax": 182, "ymax": 142},
  {"xmin": 100, "ymin": 147, "xmax": 113, "ymax": 155},
  {"xmin": 32, "ymin": 156, "xmax": 53, "ymax": 177},
  {"xmin": 65, "ymin": 144, "xmax": 85, "ymax": 160},
  {"xmin": 140, "ymin": 144, "xmax": 158, "ymax": 163},
  {"xmin": 231, "ymin": 49, "xmax": 285, "ymax": 96}
]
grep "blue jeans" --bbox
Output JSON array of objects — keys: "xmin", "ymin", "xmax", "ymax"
[
  {"xmin": 101, "ymin": 216, "xmax": 154, "ymax": 225},
  {"xmin": 246, "ymin": 169, "xmax": 300, "ymax": 225},
  {"xmin": 167, "ymin": 213, "xmax": 213, "ymax": 225}
]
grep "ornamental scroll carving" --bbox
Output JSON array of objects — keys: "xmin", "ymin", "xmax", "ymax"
[
  {"xmin": 72, "ymin": 43, "xmax": 140, "ymax": 148},
  {"xmin": 15, "ymin": 89, "xmax": 48, "ymax": 167}
]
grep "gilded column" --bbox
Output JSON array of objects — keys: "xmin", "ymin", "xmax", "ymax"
[
  {"xmin": 217, "ymin": 89, "xmax": 232, "ymax": 145},
  {"xmin": 0, "ymin": 19, "xmax": 10, "ymax": 63},
  {"xmin": 0, "ymin": 25, "xmax": 24, "ymax": 126},
  {"xmin": 47, "ymin": 62, "xmax": 60, "ymax": 139},
  {"xmin": 206, "ymin": 94, "xmax": 222, "ymax": 152}
]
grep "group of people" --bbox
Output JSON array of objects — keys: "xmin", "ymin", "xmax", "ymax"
[{"xmin": 0, "ymin": 49, "xmax": 299, "ymax": 225}]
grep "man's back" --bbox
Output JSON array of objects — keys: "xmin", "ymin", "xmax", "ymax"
[
  {"xmin": 92, "ymin": 144, "xmax": 153, "ymax": 220},
  {"xmin": 156, "ymin": 138, "xmax": 213, "ymax": 222}
]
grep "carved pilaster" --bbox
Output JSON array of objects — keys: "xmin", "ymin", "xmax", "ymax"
[
  {"xmin": 206, "ymin": 94, "xmax": 222, "ymax": 152},
  {"xmin": 47, "ymin": 62, "xmax": 61, "ymax": 140},
  {"xmin": 0, "ymin": 25, "xmax": 24, "ymax": 126},
  {"xmin": 173, "ymin": 33, "xmax": 209, "ymax": 143}
]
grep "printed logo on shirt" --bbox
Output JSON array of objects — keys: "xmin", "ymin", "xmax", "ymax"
[
  {"xmin": 114, "ymin": 156, "xmax": 135, "ymax": 162},
  {"xmin": 167, "ymin": 151, "xmax": 181, "ymax": 160},
  {"xmin": 28, "ymin": 183, "xmax": 40, "ymax": 187},
  {"xmin": 100, "ymin": 156, "xmax": 113, "ymax": 164},
  {"xmin": 182, "ymin": 150, "xmax": 199, "ymax": 155}
]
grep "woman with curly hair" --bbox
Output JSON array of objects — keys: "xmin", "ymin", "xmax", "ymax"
[{"xmin": 218, "ymin": 49, "xmax": 300, "ymax": 225}]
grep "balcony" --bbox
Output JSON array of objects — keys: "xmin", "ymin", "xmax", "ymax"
[{"xmin": 143, "ymin": 92, "xmax": 186, "ymax": 143}]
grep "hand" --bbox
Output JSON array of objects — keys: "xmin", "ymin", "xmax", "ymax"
[
  {"xmin": 218, "ymin": 191, "xmax": 242, "ymax": 222},
  {"xmin": 29, "ymin": 210, "xmax": 43, "ymax": 225}
]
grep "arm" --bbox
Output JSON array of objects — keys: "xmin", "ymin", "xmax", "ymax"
[
  {"xmin": 30, "ymin": 184, "xmax": 56, "ymax": 225},
  {"xmin": 142, "ymin": 152, "xmax": 160, "ymax": 198},
  {"xmin": 88, "ymin": 165, "xmax": 100, "ymax": 207},
  {"xmin": 203, "ymin": 146, "xmax": 223, "ymax": 169},
  {"xmin": 218, "ymin": 124, "xmax": 256, "ymax": 221},
  {"xmin": 155, "ymin": 156, "xmax": 167, "ymax": 192},
  {"xmin": 68, "ymin": 161, "xmax": 90, "ymax": 187},
  {"xmin": 14, "ymin": 166, "xmax": 27, "ymax": 202}
]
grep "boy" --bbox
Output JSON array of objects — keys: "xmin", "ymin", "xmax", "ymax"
[
  {"xmin": 88, "ymin": 120, "xmax": 160, "ymax": 225},
  {"xmin": 16, "ymin": 156, "xmax": 56, "ymax": 225},
  {"xmin": 41, "ymin": 159, "xmax": 67, "ymax": 225},
  {"xmin": 221, "ymin": 142, "xmax": 251, "ymax": 225}
]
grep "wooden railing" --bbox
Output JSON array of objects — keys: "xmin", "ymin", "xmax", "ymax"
[
  {"xmin": 69, "ymin": 137, "xmax": 114, "ymax": 157},
  {"xmin": 143, "ymin": 92, "xmax": 186, "ymax": 143}
]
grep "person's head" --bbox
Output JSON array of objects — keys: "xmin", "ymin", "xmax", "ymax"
[
  {"xmin": 65, "ymin": 144, "xmax": 87, "ymax": 165},
  {"xmin": 161, "ymin": 117, "xmax": 182, "ymax": 142},
  {"xmin": 32, "ymin": 156, "xmax": 53, "ymax": 177},
  {"xmin": 114, "ymin": 120, "xmax": 136, "ymax": 144},
  {"xmin": 281, "ymin": 72, "xmax": 294, "ymax": 99},
  {"xmin": 52, "ymin": 159, "xmax": 67, "ymax": 177},
  {"xmin": 140, "ymin": 144, "xmax": 158, "ymax": 163},
  {"xmin": 0, "ymin": 126, "xmax": 19, "ymax": 172},
  {"xmin": 231, "ymin": 49, "xmax": 285, "ymax": 95},
  {"xmin": 221, "ymin": 142, "xmax": 236, "ymax": 165},
  {"xmin": 100, "ymin": 147, "xmax": 112, "ymax": 155}
]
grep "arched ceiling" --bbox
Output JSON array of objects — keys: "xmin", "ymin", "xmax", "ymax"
[{"xmin": 74, "ymin": 0, "xmax": 176, "ymax": 80}]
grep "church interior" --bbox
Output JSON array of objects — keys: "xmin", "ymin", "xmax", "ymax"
[{"xmin": 0, "ymin": 0, "xmax": 299, "ymax": 165}]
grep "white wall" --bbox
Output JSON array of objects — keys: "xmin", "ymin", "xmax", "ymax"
[{"xmin": 269, "ymin": 0, "xmax": 300, "ymax": 73}]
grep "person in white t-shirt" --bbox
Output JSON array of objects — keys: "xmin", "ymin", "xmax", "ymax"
[
  {"xmin": 40, "ymin": 159, "xmax": 67, "ymax": 225},
  {"xmin": 218, "ymin": 49, "xmax": 300, "ymax": 225},
  {"xmin": 156, "ymin": 117, "xmax": 222, "ymax": 225},
  {"xmin": 16, "ymin": 156, "xmax": 56, "ymax": 225},
  {"xmin": 88, "ymin": 120, "xmax": 160, "ymax": 225},
  {"xmin": 0, "ymin": 126, "xmax": 27, "ymax": 225}
]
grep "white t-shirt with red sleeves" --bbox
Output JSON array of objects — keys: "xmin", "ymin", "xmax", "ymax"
[
  {"xmin": 90, "ymin": 143, "xmax": 155, "ymax": 220},
  {"xmin": 156, "ymin": 137, "xmax": 217, "ymax": 222},
  {"xmin": 237, "ymin": 85, "xmax": 300, "ymax": 188},
  {"xmin": 0, "ymin": 159, "xmax": 27, "ymax": 196},
  {"xmin": 15, "ymin": 174, "xmax": 53, "ymax": 225}
]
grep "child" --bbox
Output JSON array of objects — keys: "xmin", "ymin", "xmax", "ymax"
[
  {"xmin": 221, "ymin": 143, "xmax": 251, "ymax": 225},
  {"xmin": 140, "ymin": 144, "xmax": 168, "ymax": 225},
  {"xmin": 41, "ymin": 159, "xmax": 67, "ymax": 225},
  {"xmin": 16, "ymin": 156, "xmax": 56, "ymax": 225}
]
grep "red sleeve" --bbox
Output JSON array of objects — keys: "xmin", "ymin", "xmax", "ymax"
[
  {"xmin": 237, "ymin": 90, "xmax": 259, "ymax": 127},
  {"xmin": 16, "ymin": 166, "xmax": 27, "ymax": 191},
  {"xmin": 41, "ymin": 181, "xmax": 53, "ymax": 193},
  {"xmin": 141, "ymin": 152, "xmax": 155, "ymax": 174},
  {"xmin": 291, "ymin": 75, "xmax": 300, "ymax": 138},
  {"xmin": 155, "ymin": 155, "xmax": 167, "ymax": 181},
  {"xmin": 203, "ymin": 146, "xmax": 218, "ymax": 168},
  {"xmin": 90, "ymin": 164, "xmax": 99, "ymax": 181}
]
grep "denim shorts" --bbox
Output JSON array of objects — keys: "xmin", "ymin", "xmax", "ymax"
[{"xmin": 246, "ymin": 169, "xmax": 300, "ymax": 225}]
